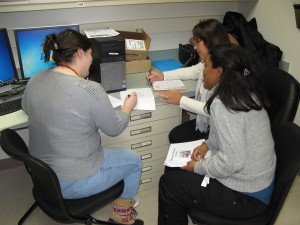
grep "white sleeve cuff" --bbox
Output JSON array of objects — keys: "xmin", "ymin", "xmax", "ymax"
[{"xmin": 180, "ymin": 96, "xmax": 210, "ymax": 117}]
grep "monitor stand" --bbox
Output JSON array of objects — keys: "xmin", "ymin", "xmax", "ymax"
[{"xmin": 0, "ymin": 84, "xmax": 12, "ymax": 94}]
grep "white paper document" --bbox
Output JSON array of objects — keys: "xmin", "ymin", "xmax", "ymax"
[
  {"xmin": 164, "ymin": 139, "xmax": 211, "ymax": 167},
  {"xmin": 84, "ymin": 29, "xmax": 119, "ymax": 38},
  {"xmin": 153, "ymin": 80, "xmax": 185, "ymax": 91},
  {"xmin": 125, "ymin": 39, "xmax": 146, "ymax": 50},
  {"xmin": 120, "ymin": 88, "xmax": 156, "ymax": 111},
  {"xmin": 108, "ymin": 95, "xmax": 122, "ymax": 108},
  {"xmin": 0, "ymin": 110, "xmax": 28, "ymax": 131}
]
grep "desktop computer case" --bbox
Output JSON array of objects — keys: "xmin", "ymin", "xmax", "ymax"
[{"xmin": 89, "ymin": 36, "xmax": 126, "ymax": 93}]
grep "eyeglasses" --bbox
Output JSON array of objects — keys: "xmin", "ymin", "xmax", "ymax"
[{"xmin": 193, "ymin": 38, "xmax": 202, "ymax": 46}]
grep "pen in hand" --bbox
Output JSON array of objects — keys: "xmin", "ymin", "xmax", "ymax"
[{"xmin": 147, "ymin": 69, "xmax": 152, "ymax": 85}]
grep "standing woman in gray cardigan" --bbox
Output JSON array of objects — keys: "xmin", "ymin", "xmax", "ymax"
[
  {"xmin": 158, "ymin": 44, "xmax": 276, "ymax": 225},
  {"xmin": 22, "ymin": 29, "xmax": 143, "ymax": 225}
]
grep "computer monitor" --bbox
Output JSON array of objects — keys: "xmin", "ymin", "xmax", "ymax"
[
  {"xmin": 14, "ymin": 24, "xmax": 79, "ymax": 80},
  {"xmin": 0, "ymin": 28, "xmax": 18, "ymax": 94}
]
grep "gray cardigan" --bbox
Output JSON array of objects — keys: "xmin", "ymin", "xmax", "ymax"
[
  {"xmin": 194, "ymin": 97, "xmax": 276, "ymax": 193},
  {"xmin": 22, "ymin": 69, "xmax": 129, "ymax": 181}
]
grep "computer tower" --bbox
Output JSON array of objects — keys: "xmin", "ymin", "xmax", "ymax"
[{"xmin": 89, "ymin": 36, "xmax": 126, "ymax": 93}]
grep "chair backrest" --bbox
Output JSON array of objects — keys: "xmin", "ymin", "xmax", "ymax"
[
  {"xmin": 262, "ymin": 68, "xmax": 300, "ymax": 129},
  {"xmin": 188, "ymin": 122, "xmax": 300, "ymax": 225},
  {"xmin": 0, "ymin": 129, "xmax": 77, "ymax": 222},
  {"xmin": 267, "ymin": 122, "xmax": 300, "ymax": 224}
]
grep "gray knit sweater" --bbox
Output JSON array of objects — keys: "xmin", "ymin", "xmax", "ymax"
[
  {"xmin": 194, "ymin": 97, "xmax": 276, "ymax": 193},
  {"xmin": 22, "ymin": 69, "xmax": 129, "ymax": 181}
]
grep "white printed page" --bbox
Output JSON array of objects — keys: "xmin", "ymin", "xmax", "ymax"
[
  {"xmin": 108, "ymin": 95, "xmax": 122, "ymax": 108},
  {"xmin": 125, "ymin": 39, "xmax": 146, "ymax": 50},
  {"xmin": 120, "ymin": 88, "xmax": 155, "ymax": 110},
  {"xmin": 164, "ymin": 139, "xmax": 210, "ymax": 167},
  {"xmin": 153, "ymin": 80, "xmax": 185, "ymax": 91}
]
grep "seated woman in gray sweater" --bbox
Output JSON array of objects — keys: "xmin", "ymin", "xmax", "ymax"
[
  {"xmin": 22, "ymin": 29, "xmax": 143, "ymax": 225},
  {"xmin": 158, "ymin": 44, "xmax": 276, "ymax": 225}
]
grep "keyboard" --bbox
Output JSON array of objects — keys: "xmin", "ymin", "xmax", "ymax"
[{"xmin": 0, "ymin": 98, "xmax": 22, "ymax": 116}]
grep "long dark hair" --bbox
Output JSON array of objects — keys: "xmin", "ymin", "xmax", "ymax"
[
  {"xmin": 42, "ymin": 29, "xmax": 91, "ymax": 65},
  {"xmin": 192, "ymin": 19, "xmax": 230, "ymax": 52},
  {"xmin": 206, "ymin": 44, "xmax": 268, "ymax": 113}
]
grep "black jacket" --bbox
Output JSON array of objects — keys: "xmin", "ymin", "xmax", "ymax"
[{"xmin": 223, "ymin": 11, "xmax": 282, "ymax": 69}]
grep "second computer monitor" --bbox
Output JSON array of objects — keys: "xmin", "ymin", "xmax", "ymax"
[
  {"xmin": 0, "ymin": 28, "xmax": 18, "ymax": 93},
  {"xmin": 14, "ymin": 24, "xmax": 79, "ymax": 80}
]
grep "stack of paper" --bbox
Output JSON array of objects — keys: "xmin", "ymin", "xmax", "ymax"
[
  {"xmin": 84, "ymin": 29, "xmax": 119, "ymax": 38},
  {"xmin": 164, "ymin": 139, "xmax": 211, "ymax": 167},
  {"xmin": 153, "ymin": 80, "xmax": 185, "ymax": 91}
]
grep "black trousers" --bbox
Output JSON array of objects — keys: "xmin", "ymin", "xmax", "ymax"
[
  {"xmin": 168, "ymin": 119, "xmax": 209, "ymax": 144},
  {"xmin": 165, "ymin": 119, "xmax": 209, "ymax": 173},
  {"xmin": 158, "ymin": 170, "xmax": 267, "ymax": 225}
]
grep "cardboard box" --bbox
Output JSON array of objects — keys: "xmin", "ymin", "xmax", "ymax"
[
  {"xmin": 126, "ymin": 57, "xmax": 152, "ymax": 74},
  {"xmin": 118, "ymin": 30, "xmax": 151, "ymax": 61}
]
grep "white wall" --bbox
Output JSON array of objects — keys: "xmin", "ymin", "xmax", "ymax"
[
  {"xmin": 239, "ymin": 0, "xmax": 300, "ymax": 126},
  {"xmin": 0, "ymin": 2, "xmax": 257, "ymax": 67}
]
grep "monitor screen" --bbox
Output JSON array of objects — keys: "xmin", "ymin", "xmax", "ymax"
[
  {"xmin": 0, "ymin": 28, "xmax": 18, "ymax": 88},
  {"xmin": 14, "ymin": 24, "xmax": 79, "ymax": 80}
]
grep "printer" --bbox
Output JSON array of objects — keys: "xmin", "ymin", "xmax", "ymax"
[{"xmin": 89, "ymin": 35, "xmax": 126, "ymax": 93}]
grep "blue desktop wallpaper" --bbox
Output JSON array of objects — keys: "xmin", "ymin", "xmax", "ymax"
[
  {"xmin": 0, "ymin": 31, "xmax": 16, "ymax": 83},
  {"xmin": 15, "ymin": 25, "xmax": 78, "ymax": 79}
]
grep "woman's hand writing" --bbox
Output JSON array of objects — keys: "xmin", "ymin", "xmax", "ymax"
[
  {"xmin": 121, "ymin": 92, "xmax": 137, "ymax": 115},
  {"xmin": 146, "ymin": 71, "xmax": 164, "ymax": 84}
]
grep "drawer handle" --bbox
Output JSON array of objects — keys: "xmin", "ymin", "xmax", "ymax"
[
  {"xmin": 130, "ymin": 112, "xmax": 152, "ymax": 122},
  {"xmin": 141, "ymin": 153, "xmax": 152, "ymax": 160},
  {"xmin": 131, "ymin": 140, "xmax": 152, "ymax": 150},
  {"xmin": 130, "ymin": 126, "xmax": 151, "ymax": 136},
  {"xmin": 142, "ymin": 166, "xmax": 152, "ymax": 172},
  {"xmin": 140, "ymin": 177, "xmax": 152, "ymax": 184}
]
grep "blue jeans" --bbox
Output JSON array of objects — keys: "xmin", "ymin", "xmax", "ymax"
[{"xmin": 60, "ymin": 147, "xmax": 142, "ymax": 199}]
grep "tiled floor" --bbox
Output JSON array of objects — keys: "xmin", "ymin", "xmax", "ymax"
[{"xmin": 0, "ymin": 165, "xmax": 299, "ymax": 225}]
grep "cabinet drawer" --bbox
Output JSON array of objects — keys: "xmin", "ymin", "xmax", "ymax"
[
  {"xmin": 141, "ymin": 158, "xmax": 165, "ymax": 176},
  {"xmin": 128, "ymin": 103, "xmax": 180, "ymax": 126},
  {"xmin": 103, "ymin": 132, "xmax": 169, "ymax": 152},
  {"xmin": 139, "ymin": 145, "xmax": 168, "ymax": 164},
  {"xmin": 101, "ymin": 116, "xmax": 179, "ymax": 146},
  {"xmin": 138, "ymin": 170, "xmax": 164, "ymax": 192}
]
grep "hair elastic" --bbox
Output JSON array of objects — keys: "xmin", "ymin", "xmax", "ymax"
[
  {"xmin": 243, "ymin": 68, "xmax": 250, "ymax": 77},
  {"xmin": 53, "ymin": 42, "xmax": 58, "ymax": 50}
]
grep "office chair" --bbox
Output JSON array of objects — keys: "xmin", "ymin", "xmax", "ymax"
[
  {"xmin": 262, "ymin": 68, "xmax": 300, "ymax": 129},
  {"xmin": 188, "ymin": 122, "xmax": 300, "ymax": 225},
  {"xmin": 0, "ymin": 128, "xmax": 124, "ymax": 225}
]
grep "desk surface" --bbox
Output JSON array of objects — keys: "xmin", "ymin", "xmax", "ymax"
[{"xmin": 0, "ymin": 72, "xmax": 196, "ymax": 131}]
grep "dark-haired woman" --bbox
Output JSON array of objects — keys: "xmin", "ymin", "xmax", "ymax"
[
  {"xmin": 22, "ymin": 29, "xmax": 143, "ymax": 225},
  {"xmin": 147, "ymin": 19, "xmax": 233, "ymax": 144},
  {"xmin": 158, "ymin": 44, "xmax": 276, "ymax": 225}
]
